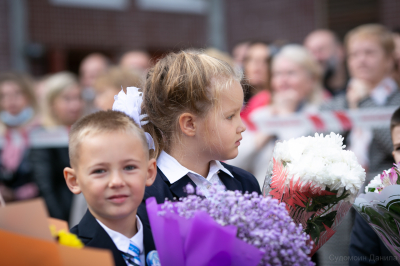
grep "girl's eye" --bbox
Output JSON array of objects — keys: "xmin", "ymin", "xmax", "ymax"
[
  {"xmin": 124, "ymin": 165, "xmax": 136, "ymax": 171},
  {"xmin": 92, "ymin": 169, "xmax": 106, "ymax": 174},
  {"xmin": 227, "ymin": 114, "xmax": 234, "ymax": 120}
]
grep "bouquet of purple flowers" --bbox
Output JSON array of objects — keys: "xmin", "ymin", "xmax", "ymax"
[{"xmin": 146, "ymin": 184, "xmax": 314, "ymax": 266}]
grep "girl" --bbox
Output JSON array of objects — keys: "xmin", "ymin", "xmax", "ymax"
[
  {"xmin": 31, "ymin": 72, "xmax": 83, "ymax": 221},
  {"xmin": 0, "ymin": 73, "xmax": 39, "ymax": 202},
  {"xmin": 116, "ymin": 51, "xmax": 261, "ymax": 252}
]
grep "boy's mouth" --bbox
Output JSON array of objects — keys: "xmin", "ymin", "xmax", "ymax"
[{"xmin": 108, "ymin": 194, "xmax": 129, "ymax": 203}]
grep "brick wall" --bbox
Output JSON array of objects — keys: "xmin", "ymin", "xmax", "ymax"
[
  {"xmin": 0, "ymin": 0, "xmax": 10, "ymax": 72},
  {"xmin": 380, "ymin": 0, "xmax": 400, "ymax": 30},
  {"xmin": 226, "ymin": 0, "xmax": 316, "ymax": 51},
  {"xmin": 1, "ymin": 0, "xmax": 399, "ymax": 74},
  {"xmin": 28, "ymin": 0, "xmax": 206, "ymax": 53}
]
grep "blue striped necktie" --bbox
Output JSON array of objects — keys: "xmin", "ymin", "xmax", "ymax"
[{"xmin": 121, "ymin": 242, "xmax": 141, "ymax": 266}]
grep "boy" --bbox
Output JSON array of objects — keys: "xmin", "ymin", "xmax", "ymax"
[
  {"xmin": 349, "ymin": 106, "xmax": 400, "ymax": 266},
  {"xmin": 64, "ymin": 110, "xmax": 157, "ymax": 266},
  {"xmin": 392, "ymin": 107, "xmax": 400, "ymax": 164}
]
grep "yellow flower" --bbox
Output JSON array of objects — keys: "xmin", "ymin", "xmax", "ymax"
[
  {"xmin": 50, "ymin": 227, "xmax": 84, "ymax": 248},
  {"xmin": 49, "ymin": 225, "xmax": 58, "ymax": 238}
]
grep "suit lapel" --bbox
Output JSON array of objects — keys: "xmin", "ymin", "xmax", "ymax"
[
  {"xmin": 169, "ymin": 175, "xmax": 196, "ymax": 199},
  {"xmin": 219, "ymin": 171, "xmax": 243, "ymax": 192},
  {"xmin": 78, "ymin": 210, "xmax": 127, "ymax": 266}
]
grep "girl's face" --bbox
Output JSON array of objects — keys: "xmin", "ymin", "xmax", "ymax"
[
  {"xmin": 0, "ymin": 81, "xmax": 29, "ymax": 115},
  {"xmin": 271, "ymin": 57, "xmax": 315, "ymax": 103},
  {"xmin": 52, "ymin": 85, "xmax": 83, "ymax": 126},
  {"xmin": 196, "ymin": 81, "xmax": 246, "ymax": 161}
]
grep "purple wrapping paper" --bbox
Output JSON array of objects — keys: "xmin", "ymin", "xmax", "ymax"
[{"xmin": 146, "ymin": 197, "xmax": 263, "ymax": 266}]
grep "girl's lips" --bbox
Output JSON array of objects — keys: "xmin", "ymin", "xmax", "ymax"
[
  {"xmin": 235, "ymin": 138, "xmax": 242, "ymax": 146},
  {"xmin": 108, "ymin": 194, "xmax": 128, "ymax": 204}
]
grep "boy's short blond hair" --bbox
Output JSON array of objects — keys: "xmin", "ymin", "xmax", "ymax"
[
  {"xmin": 69, "ymin": 110, "xmax": 148, "ymax": 168},
  {"xmin": 345, "ymin": 24, "xmax": 395, "ymax": 56}
]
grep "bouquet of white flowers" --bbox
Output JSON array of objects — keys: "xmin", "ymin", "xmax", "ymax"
[
  {"xmin": 354, "ymin": 164, "xmax": 400, "ymax": 260},
  {"xmin": 263, "ymin": 133, "xmax": 366, "ymax": 254}
]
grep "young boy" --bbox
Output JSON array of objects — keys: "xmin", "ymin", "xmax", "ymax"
[
  {"xmin": 349, "ymin": 106, "xmax": 400, "ymax": 266},
  {"xmin": 391, "ymin": 107, "xmax": 400, "ymax": 164},
  {"xmin": 64, "ymin": 110, "xmax": 157, "ymax": 266}
]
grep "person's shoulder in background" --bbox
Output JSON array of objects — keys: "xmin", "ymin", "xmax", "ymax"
[{"xmin": 320, "ymin": 93, "xmax": 347, "ymax": 111}]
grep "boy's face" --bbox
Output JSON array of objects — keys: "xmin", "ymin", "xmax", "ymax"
[
  {"xmin": 65, "ymin": 131, "xmax": 156, "ymax": 223},
  {"xmin": 393, "ymin": 125, "xmax": 400, "ymax": 164}
]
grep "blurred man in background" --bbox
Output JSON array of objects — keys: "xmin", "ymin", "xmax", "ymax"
[
  {"xmin": 392, "ymin": 29, "xmax": 400, "ymax": 84},
  {"xmin": 304, "ymin": 29, "xmax": 348, "ymax": 97},
  {"xmin": 79, "ymin": 53, "xmax": 109, "ymax": 114},
  {"xmin": 119, "ymin": 50, "xmax": 151, "ymax": 76}
]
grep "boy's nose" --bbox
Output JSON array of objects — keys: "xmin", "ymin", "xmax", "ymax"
[{"xmin": 109, "ymin": 171, "xmax": 126, "ymax": 188}]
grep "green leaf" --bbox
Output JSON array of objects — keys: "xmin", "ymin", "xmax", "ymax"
[
  {"xmin": 305, "ymin": 211, "xmax": 337, "ymax": 244},
  {"xmin": 387, "ymin": 201, "xmax": 400, "ymax": 217},
  {"xmin": 306, "ymin": 189, "xmax": 349, "ymax": 212},
  {"xmin": 368, "ymin": 187, "xmax": 376, "ymax": 192}
]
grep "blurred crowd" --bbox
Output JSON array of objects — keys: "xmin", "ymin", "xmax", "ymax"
[{"xmin": 0, "ymin": 24, "xmax": 399, "ymax": 233}]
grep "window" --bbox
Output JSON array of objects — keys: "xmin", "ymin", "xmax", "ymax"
[
  {"xmin": 49, "ymin": 0, "xmax": 129, "ymax": 10},
  {"xmin": 136, "ymin": 0, "xmax": 208, "ymax": 14}
]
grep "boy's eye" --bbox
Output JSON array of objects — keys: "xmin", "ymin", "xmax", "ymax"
[
  {"xmin": 124, "ymin": 165, "xmax": 136, "ymax": 171},
  {"xmin": 92, "ymin": 169, "xmax": 106, "ymax": 174}
]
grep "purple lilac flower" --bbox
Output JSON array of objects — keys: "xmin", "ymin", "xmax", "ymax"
[{"xmin": 160, "ymin": 184, "xmax": 314, "ymax": 266}]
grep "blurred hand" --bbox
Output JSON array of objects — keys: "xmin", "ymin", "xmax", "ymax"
[
  {"xmin": 0, "ymin": 184, "xmax": 14, "ymax": 202},
  {"xmin": 346, "ymin": 79, "xmax": 370, "ymax": 109},
  {"xmin": 14, "ymin": 182, "xmax": 39, "ymax": 200},
  {"xmin": 254, "ymin": 133, "xmax": 273, "ymax": 150},
  {"xmin": 271, "ymin": 89, "xmax": 301, "ymax": 115}
]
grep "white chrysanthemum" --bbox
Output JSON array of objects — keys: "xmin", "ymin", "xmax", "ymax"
[
  {"xmin": 365, "ymin": 172, "xmax": 386, "ymax": 193},
  {"xmin": 272, "ymin": 132, "xmax": 366, "ymax": 201}
]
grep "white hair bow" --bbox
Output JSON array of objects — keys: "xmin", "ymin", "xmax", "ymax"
[{"xmin": 112, "ymin": 87, "xmax": 155, "ymax": 150}]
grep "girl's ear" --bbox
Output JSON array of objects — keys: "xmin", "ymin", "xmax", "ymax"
[
  {"xmin": 64, "ymin": 167, "xmax": 82, "ymax": 195},
  {"xmin": 145, "ymin": 158, "xmax": 157, "ymax": 187},
  {"xmin": 178, "ymin": 113, "xmax": 197, "ymax": 137}
]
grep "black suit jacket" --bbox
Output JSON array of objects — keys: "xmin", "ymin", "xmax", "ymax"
[
  {"xmin": 30, "ymin": 147, "xmax": 72, "ymax": 221},
  {"xmin": 70, "ymin": 210, "xmax": 154, "ymax": 266},
  {"xmin": 137, "ymin": 162, "xmax": 261, "ymax": 253},
  {"xmin": 349, "ymin": 212, "xmax": 400, "ymax": 266}
]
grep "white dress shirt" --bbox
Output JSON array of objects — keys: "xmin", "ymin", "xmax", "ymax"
[
  {"xmin": 369, "ymin": 77, "xmax": 398, "ymax": 106},
  {"xmin": 157, "ymin": 150, "xmax": 234, "ymax": 198},
  {"xmin": 97, "ymin": 215, "xmax": 145, "ymax": 265}
]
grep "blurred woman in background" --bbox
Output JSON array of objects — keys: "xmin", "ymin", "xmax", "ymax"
[
  {"xmin": 240, "ymin": 41, "xmax": 272, "ymax": 126},
  {"xmin": 242, "ymin": 41, "xmax": 271, "ymax": 103},
  {"xmin": 30, "ymin": 72, "xmax": 83, "ymax": 221},
  {"xmin": 0, "ymin": 73, "xmax": 39, "ymax": 202},
  {"xmin": 229, "ymin": 44, "xmax": 324, "ymax": 187}
]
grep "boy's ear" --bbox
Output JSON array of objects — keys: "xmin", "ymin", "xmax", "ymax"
[
  {"xmin": 178, "ymin": 113, "xmax": 197, "ymax": 137},
  {"xmin": 64, "ymin": 167, "xmax": 82, "ymax": 195},
  {"xmin": 145, "ymin": 158, "xmax": 157, "ymax": 187}
]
